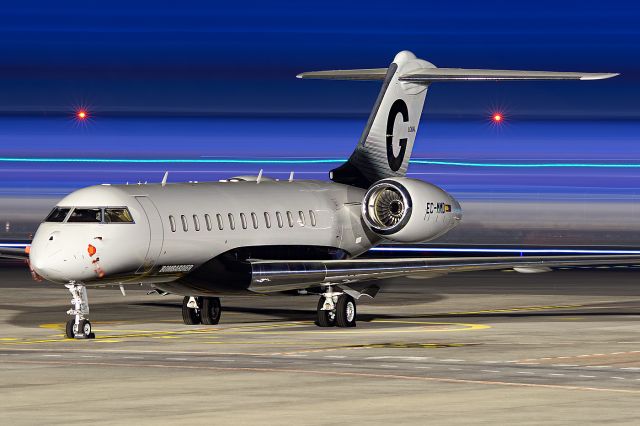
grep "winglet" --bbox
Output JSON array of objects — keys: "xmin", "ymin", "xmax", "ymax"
[{"xmin": 161, "ymin": 171, "xmax": 169, "ymax": 187}]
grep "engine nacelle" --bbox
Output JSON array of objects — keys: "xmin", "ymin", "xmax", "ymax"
[{"xmin": 361, "ymin": 177, "xmax": 462, "ymax": 243}]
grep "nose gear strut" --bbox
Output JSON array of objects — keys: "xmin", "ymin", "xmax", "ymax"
[{"xmin": 65, "ymin": 282, "xmax": 95, "ymax": 339}]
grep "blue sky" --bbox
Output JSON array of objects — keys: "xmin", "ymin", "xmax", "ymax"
[{"xmin": 1, "ymin": 0, "xmax": 639, "ymax": 118}]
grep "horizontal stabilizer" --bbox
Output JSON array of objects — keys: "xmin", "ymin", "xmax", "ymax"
[{"xmin": 297, "ymin": 67, "xmax": 618, "ymax": 82}]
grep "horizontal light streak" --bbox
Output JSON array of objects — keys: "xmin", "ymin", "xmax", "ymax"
[
  {"xmin": 370, "ymin": 247, "xmax": 640, "ymax": 254},
  {"xmin": 1, "ymin": 157, "xmax": 640, "ymax": 168},
  {"xmin": 2, "ymin": 243, "xmax": 640, "ymax": 256}
]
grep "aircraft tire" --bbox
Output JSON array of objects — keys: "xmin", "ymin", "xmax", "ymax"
[
  {"xmin": 182, "ymin": 296, "xmax": 201, "ymax": 325},
  {"xmin": 201, "ymin": 297, "xmax": 222, "ymax": 325},
  {"xmin": 335, "ymin": 294, "xmax": 357, "ymax": 328},
  {"xmin": 78, "ymin": 319, "xmax": 92, "ymax": 338},
  {"xmin": 65, "ymin": 319, "xmax": 75, "ymax": 338},
  {"xmin": 316, "ymin": 297, "xmax": 336, "ymax": 327}
]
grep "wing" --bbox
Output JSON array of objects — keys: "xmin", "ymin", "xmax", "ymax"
[
  {"xmin": 248, "ymin": 255, "xmax": 640, "ymax": 293},
  {"xmin": 0, "ymin": 246, "xmax": 30, "ymax": 261}
]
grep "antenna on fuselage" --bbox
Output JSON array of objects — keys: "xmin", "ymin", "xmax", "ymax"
[
  {"xmin": 257, "ymin": 169, "xmax": 263, "ymax": 184},
  {"xmin": 161, "ymin": 171, "xmax": 169, "ymax": 187},
  {"xmin": 289, "ymin": 171, "xmax": 294, "ymax": 182}
]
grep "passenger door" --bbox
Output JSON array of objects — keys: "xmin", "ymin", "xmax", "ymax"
[{"xmin": 135, "ymin": 196, "xmax": 164, "ymax": 273}]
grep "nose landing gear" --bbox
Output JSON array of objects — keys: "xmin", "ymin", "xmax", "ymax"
[{"xmin": 65, "ymin": 282, "xmax": 95, "ymax": 339}]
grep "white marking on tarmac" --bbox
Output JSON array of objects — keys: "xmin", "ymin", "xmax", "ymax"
[
  {"xmin": 482, "ymin": 370, "xmax": 500, "ymax": 373},
  {"xmin": 324, "ymin": 355, "xmax": 346, "ymax": 359},
  {"xmin": 380, "ymin": 364, "xmax": 398, "ymax": 368},
  {"xmin": 42, "ymin": 354, "xmax": 61, "ymax": 357},
  {"xmin": 166, "ymin": 358, "xmax": 188, "ymax": 361},
  {"xmin": 549, "ymin": 373, "xmax": 565, "ymax": 376},
  {"xmin": 332, "ymin": 363, "xmax": 353, "ymax": 366}
]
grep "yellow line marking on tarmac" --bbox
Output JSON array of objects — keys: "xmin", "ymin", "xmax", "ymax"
[
  {"xmin": 1, "ymin": 320, "xmax": 489, "ymax": 345},
  {"xmin": 3, "ymin": 359, "xmax": 639, "ymax": 395}
]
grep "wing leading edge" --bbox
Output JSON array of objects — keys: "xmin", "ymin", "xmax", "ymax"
[{"xmin": 248, "ymin": 255, "xmax": 640, "ymax": 293}]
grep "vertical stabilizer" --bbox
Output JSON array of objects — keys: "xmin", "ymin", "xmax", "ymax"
[{"xmin": 329, "ymin": 51, "xmax": 432, "ymax": 187}]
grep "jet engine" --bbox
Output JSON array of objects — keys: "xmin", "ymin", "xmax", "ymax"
[{"xmin": 361, "ymin": 177, "xmax": 462, "ymax": 243}]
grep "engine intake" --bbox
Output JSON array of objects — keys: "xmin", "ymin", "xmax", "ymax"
[
  {"xmin": 363, "ymin": 181, "xmax": 412, "ymax": 234},
  {"xmin": 362, "ymin": 178, "xmax": 462, "ymax": 243}
]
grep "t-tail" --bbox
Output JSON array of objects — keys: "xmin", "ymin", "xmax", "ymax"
[{"xmin": 297, "ymin": 50, "xmax": 618, "ymax": 188}]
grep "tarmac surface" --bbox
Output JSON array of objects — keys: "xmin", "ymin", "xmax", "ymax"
[{"xmin": 1, "ymin": 261, "xmax": 639, "ymax": 424}]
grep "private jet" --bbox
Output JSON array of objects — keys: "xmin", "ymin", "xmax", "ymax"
[{"xmin": 2, "ymin": 51, "xmax": 636, "ymax": 339}]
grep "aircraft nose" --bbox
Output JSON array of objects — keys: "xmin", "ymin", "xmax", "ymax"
[{"xmin": 29, "ymin": 232, "xmax": 66, "ymax": 283}]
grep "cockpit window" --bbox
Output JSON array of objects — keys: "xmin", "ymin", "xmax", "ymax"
[
  {"xmin": 105, "ymin": 208, "xmax": 134, "ymax": 223},
  {"xmin": 44, "ymin": 207, "xmax": 71, "ymax": 222},
  {"xmin": 68, "ymin": 208, "xmax": 103, "ymax": 223}
]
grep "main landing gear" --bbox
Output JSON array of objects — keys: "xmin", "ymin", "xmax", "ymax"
[
  {"xmin": 182, "ymin": 296, "xmax": 222, "ymax": 325},
  {"xmin": 316, "ymin": 288, "xmax": 357, "ymax": 328},
  {"xmin": 65, "ymin": 282, "xmax": 95, "ymax": 339}
]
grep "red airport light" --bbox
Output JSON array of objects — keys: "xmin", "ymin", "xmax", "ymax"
[
  {"xmin": 76, "ymin": 110, "xmax": 88, "ymax": 120},
  {"xmin": 492, "ymin": 113, "xmax": 503, "ymax": 123}
]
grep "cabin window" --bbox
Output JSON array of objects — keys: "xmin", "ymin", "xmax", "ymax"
[
  {"xmin": 216, "ymin": 214, "xmax": 224, "ymax": 230},
  {"xmin": 276, "ymin": 211, "xmax": 284, "ymax": 228},
  {"xmin": 204, "ymin": 214, "xmax": 212, "ymax": 231},
  {"xmin": 309, "ymin": 210, "xmax": 317, "ymax": 227},
  {"xmin": 193, "ymin": 214, "xmax": 200, "ymax": 231},
  {"xmin": 298, "ymin": 211, "xmax": 305, "ymax": 226},
  {"xmin": 240, "ymin": 213, "xmax": 247, "ymax": 229},
  {"xmin": 105, "ymin": 208, "xmax": 134, "ymax": 223},
  {"xmin": 286, "ymin": 211, "xmax": 294, "ymax": 227},
  {"xmin": 228, "ymin": 213, "xmax": 235, "ymax": 230},
  {"xmin": 251, "ymin": 212, "xmax": 258, "ymax": 229},
  {"xmin": 44, "ymin": 207, "xmax": 71, "ymax": 223},
  {"xmin": 169, "ymin": 215, "xmax": 176, "ymax": 232},
  {"xmin": 181, "ymin": 215, "xmax": 188, "ymax": 231},
  {"xmin": 68, "ymin": 208, "xmax": 102, "ymax": 223},
  {"xmin": 264, "ymin": 212, "xmax": 271, "ymax": 229}
]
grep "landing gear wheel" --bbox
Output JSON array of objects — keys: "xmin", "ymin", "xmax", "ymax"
[
  {"xmin": 316, "ymin": 297, "xmax": 336, "ymax": 327},
  {"xmin": 65, "ymin": 319, "xmax": 94, "ymax": 339},
  {"xmin": 182, "ymin": 296, "xmax": 201, "ymax": 325},
  {"xmin": 65, "ymin": 319, "xmax": 75, "ymax": 339},
  {"xmin": 201, "ymin": 297, "xmax": 222, "ymax": 325},
  {"xmin": 78, "ymin": 319, "xmax": 93, "ymax": 338},
  {"xmin": 335, "ymin": 294, "xmax": 357, "ymax": 328}
]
